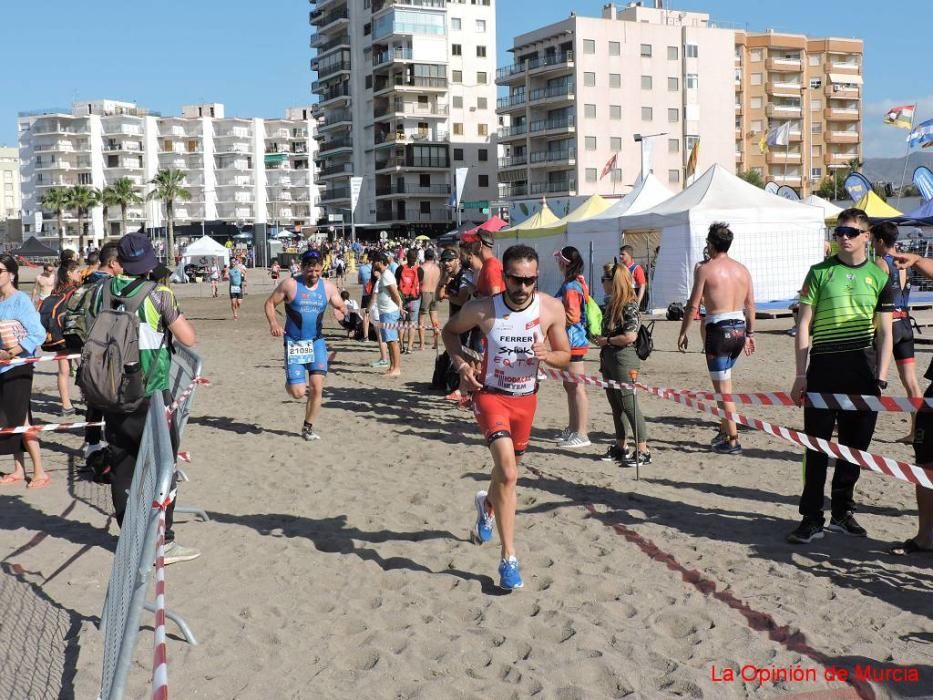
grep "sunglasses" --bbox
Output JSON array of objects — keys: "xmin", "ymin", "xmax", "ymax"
[
  {"xmin": 506, "ymin": 274, "xmax": 538, "ymax": 287},
  {"xmin": 833, "ymin": 226, "xmax": 865, "ymax": 239}
]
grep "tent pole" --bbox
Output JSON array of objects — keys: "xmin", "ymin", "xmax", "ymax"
[{"xmin": 896, "ymin": 108, "xmax": 916, "ymax": 210}]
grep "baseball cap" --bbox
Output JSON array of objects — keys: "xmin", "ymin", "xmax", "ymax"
[
  {"xmin": 460, "ymin": 228, "xmax": 494, "ymax": 247},
  {"xmin": 440, "ymin": 248, "xmax": 459, "ymax": 262},
  {"xmin": 117, "ymin": 233, "xmax": 157, "ymax": 276}
]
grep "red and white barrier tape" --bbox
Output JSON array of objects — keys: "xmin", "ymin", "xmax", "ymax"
[
  {"xmin": 151, "ymin": 497, "xmax": 171, "ymax": 700},
  {"xmin": 672, "ymin": 387, "xmax": 931, "ymax": 414},
  {"xmin": 177, "ymin": 451, "xmax": 191, "ymax": 464},
  {"xmin": 534, "ymin": 366, "xmax": 933, "ymax": 489},
  {"xmin": 0, "ymin": 420, "xmax": 104, "ymax": 436},
  {"xmin": 165, "ymin": 377, "xmax": 210, "ymax": 418},
  {"xmin": 0, "ymin": 353, "xmax": 80, "ymax": 367}
]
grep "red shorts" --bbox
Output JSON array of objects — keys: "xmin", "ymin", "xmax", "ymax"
[{"xmin": 473, "ymin": 390, "xmax": 538, "ymax": 455}]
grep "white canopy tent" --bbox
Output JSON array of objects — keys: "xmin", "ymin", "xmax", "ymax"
[
  {"xmin": 802, "ymin": 194, "xmax": 844, "ymax": 221},
  {"xmin": 614, "ymin": 164, "xmax": 826, "ymax": 312},
  {"xmin": 181, "ymin": 236, "xmax": 230, "ymax": 268}
]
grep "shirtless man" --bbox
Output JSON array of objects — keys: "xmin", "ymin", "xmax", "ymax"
[
  {"xmin": 677, "ymin": 222, "xmax": 756, "ymax": 454},
  {"xmin": 443, "ymin": 244, "xmax": 571, "ymax": 590},
  {"xmin": 419, "ymin": 248, "xmax": 442, "ymax": 350},
  {"xmin": 32, "ymin": 264, "xmax": 55, "ymax": 304}
]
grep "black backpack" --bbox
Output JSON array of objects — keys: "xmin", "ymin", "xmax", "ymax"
[
  {"xmin": 635, "ymin": 320, "xmax": 655, "ymax": 361},
  {"xmin": 666, "ymin": 302, "xmax": 685, "ymax": 321},
  {"xmin": 39, "ymin": 290, "xmax": 74, "ymax": 351}
]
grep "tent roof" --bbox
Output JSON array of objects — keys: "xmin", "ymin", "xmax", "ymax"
[
  {"xmin": 590, "ymin": 174, "xmax": 673, "ymax": 220},
  {"xmin": 902, "ymin": 197, "xmax": 933, "ymax": 222},
  {"xmin": 855, "ymin": 191, "xmax": 902, "ymax": 218},
  {"xmin": 183, "ymin": 236, "xmax": 228, "ymax": 256},
  {"xmin": 555, "ymin": 194, "xmax": 611, "ymax": 224},
  {"xmin": 12, "ymin": 236, "xmax": 58, "ymax": 257},
  {"xmin": 803, "ymin": 194, "xmax": 844, "ymax": 219},
  {"xmin": 476, "ymin": 215, "xmax": 508, "ymax": 232},
  {"xmin": 502, "ymin": 201, "xmax": 559, "ymax": 232},
  {"xmin": 615, "ymin": 164, "xmax": 825, "ymax": 229}
]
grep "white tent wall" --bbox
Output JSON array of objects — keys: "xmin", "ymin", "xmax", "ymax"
[{"xmin": 180, "ymin": 236, "xmax": 230, "ymax": 268}]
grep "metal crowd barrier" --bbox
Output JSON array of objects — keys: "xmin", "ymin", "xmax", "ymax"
[
  {"xmin": 97, "ymin": 394, "xmax": 196, "ymax": 700},
  {"xmin": 167, "ymin": 346, "xmax": 209, "ymax": 521}
]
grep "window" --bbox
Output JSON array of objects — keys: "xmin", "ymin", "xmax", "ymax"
[
  {"xmin": 365, "ymin": 75, "xmax": 373, "ymax": 89},
  {"xmin": 420, "ymin": 201, "xmax": 431, "ymax": 214},
  {"xmin": 669, "ymin": 169, "xmax": 681, "ymax": 183},
  {"xmin": 685, "ymin": 44, "xmax": 698, "ymax": 58},
  {"xmin": 750, "ymin": 96, "xmax": 762, "ymax": 109},
  {"xmin": 668, "ymin": 77, "xmax": 679, "ymax": 91},
  {"xmin": 686, "ymin": 74, "xmax": 698, "ymax": 89},
  {"xmin": 477, "ymin": 97, "xmax": 487, "ymax": 110},
  {"xmin": 585, "ymin": 168, "xmax": 598, "ymax": 183},
  {"xmin": 668, "ymin": 108, "xmax": 679, "ymax": 123},
  {"xmin": 750, "ymin": 73, "xmax": 762, "ymax": 86},
  {"xmin": 640, "ymin": 44, "xmax": 652, "ymax": 57},
  {"xmin": 751, "ymin": 120, "xmax": 762, "ymax": 133},
  {"xmin": 609, "ymin": 73, "xmax": 621, "ymax": 88},
  {"xmin": 451, "ymin": 17, "xmax": 461, "ymax": 30},
  {"xmin": 810, "ymin": 98, "xmax": 821, "ymax": 112},
  {"xmin": 453, "ymin": 122, "xmax": 464, "ymax": 135},
  {"xmin": 477, "ymin": 123, "xmax": 488, "ymax": 136},
  {"xmin": 641, "ymin": 106, "xmax": 653, "ymax": 121},
  {"xmin": 452, "ymin": 70, "xmax": 462, "ymax": 82},
  {"xmin": 812, "ymin": 122, "xmax": 822, "ymax": 134},
  {"xmin": 610, "ymin": 168, "xmax": 623, "ymax": 183},
  {"xmin": 611, "ymin": 137, "xmax": 622, "ymax": 151},
  {"xmin": 419, "ymin": 174, "xmax": 431, "ymax": 188},
  {"xmin": 452, "ymin": 44, "xmax": 462, "ymax": 56},
  {"xmin": 584, "ymin": 72, "xmax": 596, "ymax": 87},
  {"xmin": 667, "ymin": 46, "xmax": 679, "ymax": 60},
  {"xmin": 668, "ymin": 138, "xmax": 680, "ymax": 153},
  {"xmin": 641, "ymin": 75, "xmax": 653, "ymax": 90},
  {"xmin": 478, "ymin": 174, "xmax": 489, "ymax": 187},
  {"xmin": 583, "ymin": 39, "xmax": 596, "ymax": 54},
  {"xmin": 476, "ymin": 45, "xmax": 486, "ymax": 57},
  {"xmin": 476, "ymin": 71, "xmax": 487, "ymax": 84},
  {"xmin": 452, "ymin": 95, "xmax": 463, "ymax": 108},
  {"xmin": 475, "ymin": 19, "xmax": 486, "ymax": 32},
  {"xmin": 478, "ymin": 148, "xmax": 488, "ymax": 161},
  {"xmin": 609, "ymin": 41, "xmax": 620, "ymax": 56},
  {"xmin": 809, "ymin": 54, "xmax": 821, "ymax": 66},
  {"xmin": 585, "ymin": 136, "xmax": 597, "ymax": 151},
  {"xmin": 811, "ymin": 167, "xmax": 822, "ymax": 179},
  {"xmin": 453, "ymin": 148, "xmax": 464, "ymax": 160},
  {"xmin": 610, "ymin": 105, "xmax": 622, "ymax": 120},
  {"xmin": 584, "ymin": 104, "xmax": 596, "ymax": 118},
  {"xmin": 811, "ymin": 145, "xmax": 822, "ymax": 157},
  {"xmin": 750, "ymin": 48, "xmax": 762, "ymax": 62}
]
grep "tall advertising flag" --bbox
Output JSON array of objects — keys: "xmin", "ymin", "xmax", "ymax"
[
  {"xmin": 913, "ymin": 166, "xmax": 933, "ymax": 201},
  {"xmin": 843, "ymin": 172, "xmax": 873, "ymax": 202},
  {"xmin": 908, "ymin": 118, "xmax": 933, "ymax": 150},
  {"xmin": 350, "ymin": 176, "xmax": 363, "ymax": 213},
  {"xmin": 883, "ymin": 105, "xmax": 915, "ymax": 129},
  {"xmin": 686, "ymin": 139, "xmax": 700, "ymax": 178}
]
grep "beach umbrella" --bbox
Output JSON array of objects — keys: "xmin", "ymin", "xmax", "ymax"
[{"xmin": 414, "ymin": 234, "xmax": 431, "ymax": 241}]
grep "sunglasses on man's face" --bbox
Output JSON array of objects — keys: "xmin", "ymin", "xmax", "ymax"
[
  {"xmin": 833, "ymin": 226, "xmax": 865, "ymax": 239},
  {"xmin": 505, "ymin": 274, "xmax": 538, "ymax": 287}
]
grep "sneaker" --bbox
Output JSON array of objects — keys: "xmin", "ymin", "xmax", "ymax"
[
  {"xmin": 61, "ymin": 407, "xmax": 76, "ymax": 418},
  {"xmin": 712, "ymin": 440, "xmax": 743, "ymax": 455},
  {"xmin": 369, "ymin": 359, "xmax": 390, "ymax": 368},
  {"xmin": 162, "ymin": 542, "xmax": 201, "ymax": 565},
  {"xmin": 301, "ymin": 425, "xmax": 320, "ymax": 441},
  {"xmin": 827, "ymin": 511, "xmax": 867, "ymax": 537},
  {"xmin": 600, "ymin": 445, "xmax": 623, "ymax": 462},
  {"xmin": 622, "ymin": 450, "xmax": 652, "ymax": 467},
  {"xmin": 787, "ymin": 517, "xmax": 825, "ymax": 544},
  {"xmin": 555, "ymin": 427, "xmax": 572, "ymax": 443},
  {"xmin": 710, "ymin": 431, "xmax": 728, "ymax": 448},
  {"xmin": 498, "ymin": 556, "xmax": 524, "ymax": 590},
  {"xmin": 83, "ymin": 441, "xmax": 108, "ymax": 459},
  {"xmin": 470, "ymin": 490, "xmax": 495, "ymax": 544},
  {"xmin": 444, "ymin": 390, "xmax": 462, "ymax": 401},
  {"xmin": 563, "ymin": 433, "xmax": 592, "ymax": 448}
]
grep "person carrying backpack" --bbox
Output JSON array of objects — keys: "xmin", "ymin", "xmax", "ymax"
[
  {"xmin": 83, "ymin": 233, "xmax": 200, "ymax": 565},
  {"xmin": 396, "ymin": 249, "xmax": 424, "ymax": 354},
  {"xmin": 553, "ymin": 246, "xmax": 592, "ymax": 448},
  {"xmin": 39, "ymin": 261, "xmax": 82, "ymax": 416}
]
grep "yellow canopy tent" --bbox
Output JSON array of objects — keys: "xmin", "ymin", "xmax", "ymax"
[
  {"xmin": 854, "ymin": 191, "xmax": 902, "ymax": 219},
  {"xmin": 502, "ymin": 201, "xmax": 560, "ymax": 232},
  {"xmin": 518, "ymin": 194, "xmax": 613, "ymax": 239}
]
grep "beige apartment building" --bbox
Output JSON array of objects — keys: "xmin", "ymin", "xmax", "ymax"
[
  {"xmin": 735, "ymin": 31, "xmax": 863, "ymax": 196},
  {"xmin": 496, "ymin": 3, "xmax": 735, "ymax": 203},
  {"xmin": 0, "ymin": 146, "xmax": 21, "ymax": 243}
]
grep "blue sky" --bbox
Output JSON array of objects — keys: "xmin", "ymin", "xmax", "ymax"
[{"xmin": 0, "ymin": 1, "xmax": 923, "ymax": 157}]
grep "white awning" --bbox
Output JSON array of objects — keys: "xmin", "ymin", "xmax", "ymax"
[{"xmin": 828, "ymin": 73, "xmax": 863, "ymax": 85}]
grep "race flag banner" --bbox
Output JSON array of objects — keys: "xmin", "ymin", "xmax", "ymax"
[
  {"xmin": 908, "ymin": 118, "xmax": 933, "ymax": 150},
  {"xmin": 686, "ymin": 140, "xmax": 700, "ymax": 178},
  {"xmin": 600, "ymin": 153, "xmax": 618, "ymax": 180},
  {"xmin": 913, "ymin": 166, "xmax": 933, "ymax": 201},
  {"xmin": 843, "ymin": 172, "xmax": 873, "ymax": 202},
  {"xmin": 765, "ymin": 122, "xmax": 792, "ymax": 148},
  {"xmin": 883, "ymin": 104, "xmax": 915, "ymax": 128}
]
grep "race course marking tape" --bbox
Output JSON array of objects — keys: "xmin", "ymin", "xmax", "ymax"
[{"xmin": 0, "ymin": 353, "xmax": 80, "ymax": 367}]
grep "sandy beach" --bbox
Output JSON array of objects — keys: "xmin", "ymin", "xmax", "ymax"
[{"xmin": 1, "ymin": 273, "xmax": 931, "ymax": 699}]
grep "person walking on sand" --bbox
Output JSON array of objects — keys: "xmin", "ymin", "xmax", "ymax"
[
  {"xmin": 787, "ymin": 209, "xmax": 893, "ymax": 544},
  {"xmin": 442, "ymin": 244, "xmax": 571, "ymax": 590},
  {"xmin": 32, "ymin": 264, "xmax": 55, "ymax": 305},
  {"xmin": 419, "ymin": 248, "xmax": 442, "ymax": 350},
  {"xmin": 553, "ymin": 246, "xmax": 592, "ymax": 448},
  {"xmin": 265, "ymin": 249, "xmax": 347, "ymax": 441},
  {"xmin": 229, "ymin": 257, "xmax": 247, "ymax": 320},
  {"xmin": 368, "ymin": 252, "xmax": 403, "ymax": 377},
  {"xmin": 677, "ymin": 222, "xmax": 756, "ymax": 455}
]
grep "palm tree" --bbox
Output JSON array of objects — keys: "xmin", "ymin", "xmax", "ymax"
[
  {"xmin": 109, "ymin": 177, "xmax": 143, "ymax": 237},
  {"xmin": 100, "ymin": 185, "xmax": 120, "ymax": 240},
  {"xmin": 39, "ymin": 186, "xmax": 71, "ymax": 252},
  {"xmin": 66, "ymin": 185, "xmax": 101, "ymax": 253},
  {"xmin": 147, "ymin": 169, "xmax": 190, "ymax": 266}
]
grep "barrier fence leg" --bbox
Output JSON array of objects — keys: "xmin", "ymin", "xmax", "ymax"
[
  {"xmin": 629, "ymin": 369, "xmax": 640, "ymax": 481},
  {"xmin": 143, "ymin": 602, "xmax": 199, "ymax": 646},
  {"xmin": 172, "ymin": 505, "xmax": 211, "ymax": 522}
]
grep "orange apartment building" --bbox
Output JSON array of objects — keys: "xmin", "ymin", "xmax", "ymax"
[{"xmin": 735, "ymin": 31, "xmax": 863, "ymax": 197}]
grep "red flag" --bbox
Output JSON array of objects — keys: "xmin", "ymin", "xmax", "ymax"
[{"xmin": 600, "ymin": 153, "xmax": 617, "ymax": 180}]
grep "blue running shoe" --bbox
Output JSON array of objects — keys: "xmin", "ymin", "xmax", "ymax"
[
  {"xmin": 471, "ymin": 490, "xmax": 494, "ymax": 544},
  {"xmin": 498, "ymin": 557, "xmax": 524, "ymax": 590}
]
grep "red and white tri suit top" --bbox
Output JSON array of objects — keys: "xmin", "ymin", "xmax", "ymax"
[{"xmin": 480, "ymin": 293, "xmax": 542, "ymax": 397}]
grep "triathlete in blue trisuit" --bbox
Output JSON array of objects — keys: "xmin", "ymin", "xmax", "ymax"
[
  {"xmin": 229, "ymin": 258, "xmax": 247, "ymax": 320},
  {"xmin": 264, "ymin": 249, "xmax": 346, "ymax": 441}
]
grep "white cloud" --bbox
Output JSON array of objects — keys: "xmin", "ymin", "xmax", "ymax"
[{"xmin": 862, "ymin": 95, "xmax": 933, "ymax": 158}]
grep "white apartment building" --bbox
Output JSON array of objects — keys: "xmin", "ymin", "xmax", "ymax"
[
  {"xmin": 496, "ymin": 2, "xmax": 735, "ymax": 206},
  {"xmin": 0, "ymin": 146, "xmax": 22, "ymax": 243},
  {"xmin": 18, "ymin": 100, "xmax": 319, "ymax": 249},
  {"xmin": 310, "ymin": 0, "xmax": 498, "ymax": 233}
]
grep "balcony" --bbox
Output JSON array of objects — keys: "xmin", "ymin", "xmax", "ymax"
[
  {"xmin": 826, "ymin": 151, "xmax": 859, "ymax": 165},
  {"xmin": 374, "ymin": 102, "xmax": 448, "ymax": 120},
  {"xmin": 375, "ymin": 155, "xmax": 450, "ymax": 171},
  {"xmin": 321, "ymin": 186, "xmax": 351, "ymax": 202},
  {"xmin": 766, "ymin": 80, "xmax": 801, "ymax": 95},
  {"xmin": 828, "ymin": 59, "xmax": 860, "ymax": 73},
  {"xmin": 825, "ymin": 83, "xmax": 860, "ymax": 99},
  {"xmin": 528, "ymin": 115, "xmax": 575, "ymax": 137},
  {"xmin": 375, "ymin": 207, "xmax": 450, "ymax": 224},
  {"xmin": 766, "ymin": 151, "xmax": 802, "ymax": 165},
  {"xmin": 104, "ymin": 141, "xmax": 142, "ymax": 153},
  {"xmin": 528, "ymin": 179, "xmax": 577, "ymax": 196},
  {"xmin": 314, "ymin": 58, "xmax": 352, "ymax": 80},
  {"xmin": 766, "ymin": 104, "xmax": 802, "ymax": 118},
  {"xmin": 825, "ymin": 107, "xmax": 859, "ymax": 122},
  {"xmin": 735, "ymin": 104, "xmax": 742, "ymax": 115},
  {"xmin": 496, "ymin": 93, "xmax": 527, "ymax": 111},
  {"xmin": 498, "ymin": 154, "xmax": 528, "ymax": 169},
  {"xmin": 318, "ymin": 162, "xmax": 354, "ymax": 179},
  {"xmin": 496, "ymin": 52, "xmax": 577, "ymax": 84},
  {"xmin": 313, "ymin": 81, "xmax": 351, "ymax": 105},
  {"xmin": 765, "ymin": 57, "xmax": 802, "ymax": 72},
  {"xmin": 311, "ymin": 33, "xmax": 350, "ymax": 54},
  {"xmin": 825, "ymin": 130, "xmax": 859, "ymax": 144},
  {"xmin": 373, "ymin": 76, "xmax": 448, "ymax": 96},
  {"xmin": 372, "ymin": 0, "xmax": 446, "ymax": 12},
  {"xmin": 497, "ymin": 124, "xmax": 528, "ymax": 142},
  {"xmin": 528, "ymin": 148, "xmax": 576, "ymax": 167},
  {"xmin": 499, "ymin": 183, "xmax": 528, "ymax": 198},
  {"xmin": 375, "ymin": 183, "xmax": 451, "ymax": 197},
  {"xmin": 527, "ymin": 83, "xmax": 574, "ymax": 106},
  {"xmin": 372, "ymin": 47, "xmax": 413, "ymax": 68},
  {"xmin": 375, "ymin": 128, "xmax": 449, "ymax": 146},
  {"xmin": 309, "ymin": 6, "xmax": 349, "ymax": 34},
  {"xmin": 34, "ymin": 141, "xmax": 76, "ymax": 153},
  {"xmin": 318, "ymin": 136, "xmax": 353, "ymax": 155},
  {"xmin": 771, "ymin": 173, "xmax": 802, "ymax": 186}
]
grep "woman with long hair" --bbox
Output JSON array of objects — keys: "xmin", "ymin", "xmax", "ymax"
[
  {"xmin": 50, "ymin": 260, "xmax": 82, "ymax": 416},
  {"xmin": 594, "ymin": 262, "xmax": 651, "ymax": 465},
  {"xmin": 554, "ymin": 246, "xmax": 591, "ymax": 447},
  {"xmin": 0, "ymin": 254, "xmax": 49, "ymax": 488}
]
